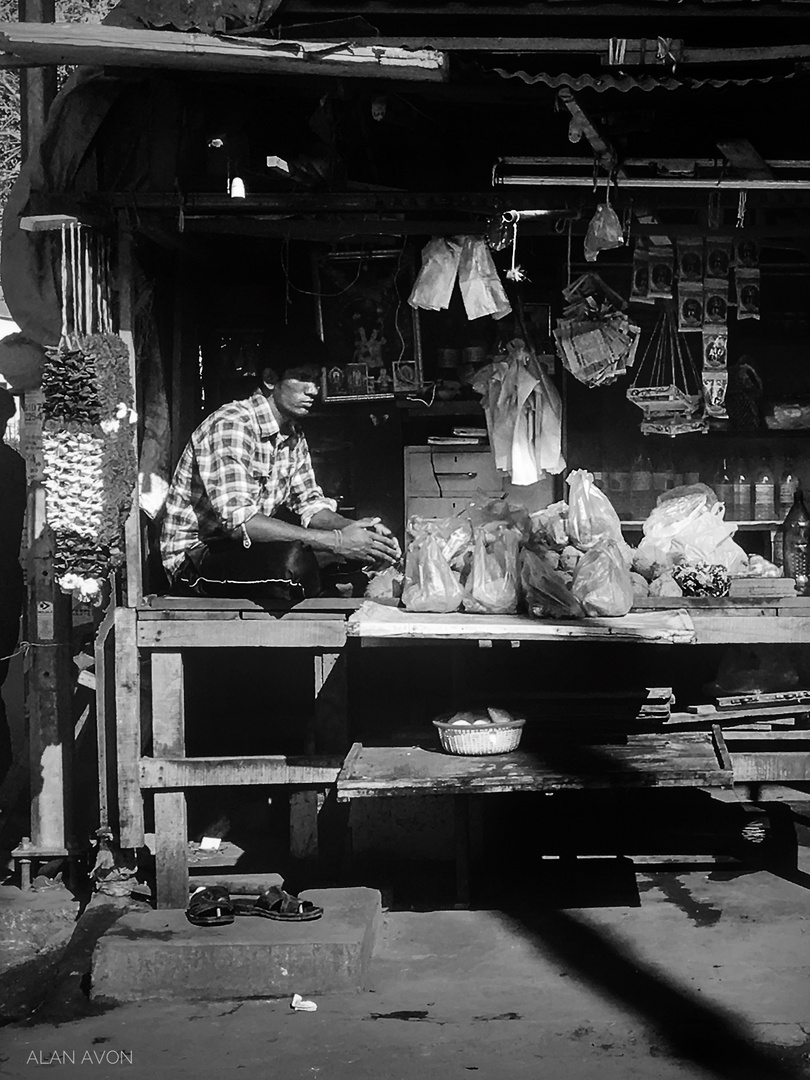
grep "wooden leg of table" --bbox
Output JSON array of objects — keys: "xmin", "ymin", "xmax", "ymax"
[
  {"xmin": 313, "ymin": 650, "xmax": 348, "ymax": 754},
  {"xmin": 93, "ymin": 606, "xmax": 116, "ymax": 832},
  {"xmin": 289, "ymin": 790, "xmax": 320, "ymax": 861},
  {"xmin": 151, "ymin": 650, "xmax": 188, "ymax": 909},
  {"xmin": 114, "ymin": 608, "xmax": 144, "ymax": 850},
  {"xmin": 454, "ymin": 795, "xmax": 471, "ymax": 909},
  {"xmin": 317, "ymin": 786, "xmax": 351, "ymax": 885}
]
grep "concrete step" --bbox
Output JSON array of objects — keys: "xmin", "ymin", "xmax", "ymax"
[{"xmin": 90, "ymin": 887, "xmax": 382, "ymax": 1004}]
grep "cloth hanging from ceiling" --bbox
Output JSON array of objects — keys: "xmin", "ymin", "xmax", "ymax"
[{"xmin": 104, "ymin": 0, "xmax": 284, "ymax": 33}]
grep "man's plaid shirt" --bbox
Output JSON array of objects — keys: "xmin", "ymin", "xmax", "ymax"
[{"xmin": 160, "ymin": 390, "xmax": 336, "ymax": 578}]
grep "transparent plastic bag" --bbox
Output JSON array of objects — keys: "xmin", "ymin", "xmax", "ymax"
[
  {"xmin": 402, "ymin": 532, "xmax": 464, "ymax": 613},
  {"xmin": 566, "ymin": 469, "xmax": 623, "ymax": 550},
  {"xmin": 463, "ymin": 524, "xmax": 520, "ymax": 614},
  {"xmin": 407, "ymin": 515, "xmax": 473, "ymax": 571},
  {"xmin": 584, "ymin": 203, "xmax": 624, "ymax": 263},
  {"xmin": 408, "ymin": 238, "xmax": 462, "ymax": 312},
  {"xmin": 636, "ymin": 494, "xmax": 747, "ymax": 573},
  {"xmin": 572, "ymin": 538, "xmax": 634, "ymax": 617},
  {"xmin": 457, "ymin": 237, "xmax": 512, "ymax": 321},
  {"xmin": 520, "ymin": 548, "xmax": 584, "ymax": 619}
]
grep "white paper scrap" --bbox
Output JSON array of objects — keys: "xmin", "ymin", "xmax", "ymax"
[{"xmin": 291, "ymin": 994, "xmax": 318, "ymax": 1012}]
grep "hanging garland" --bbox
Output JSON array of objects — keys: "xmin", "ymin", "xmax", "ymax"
[{"xmin": 41, "ymin": 225, "xmax": 137, "ymax": 605}]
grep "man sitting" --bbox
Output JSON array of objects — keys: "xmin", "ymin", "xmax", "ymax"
[{"xmin": 160, "ymin": 329, "xmax": 399, "ymax": 603}]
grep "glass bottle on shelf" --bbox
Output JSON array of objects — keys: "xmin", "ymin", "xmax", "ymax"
[
  {"xmin": 651, "ymin": 451, "xmax": 669, "ymax": 506},
  {"xmin": 608, "ymin": 452, "xmax": 632, "ymax": 520},
  {"xmin": 753, "ymin": 456, "xmax": 777, "ymax": 522},
  {"xmin": 731, "ymin": 456, "xmax": 752, "ymax": 522},
  {"xmin": 779, "ymin": 458, "xmax": 800, "ymax": 518},
  {"xmin": 682, "ymin": 452, "xmax": 700, "ymax": 488},
  {"xmin": 782, "ymin": 489, "xmax": 810, "ymax": 594},
  {"xmin": 630, "ymin": 449, "xmax": 653, "ymax": 521},
  {"xmin": 714, "ymin": 458, "xmax": 734, "ymax": 517}
]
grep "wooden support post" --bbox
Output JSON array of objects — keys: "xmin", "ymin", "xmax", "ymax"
[
  {"xmin": 454, "ymin": 795, "xmax": 471, "ymax": 909},
  {"xmin": 18, "ymin": 390, "xmax": 73, "ymax": 865},
  {"xmin": 312, "ymin": 649, "xmax": 348, "ymax": 754},
  {"xmin": 17, "ymin": 0, "xmax": 56, "ymax": 161},
  {"xmin": 114, "ymin": 607, "xmax": 143, "ymax": 849},
  {"xmin": 93, "ymin": 605, "xmax": 116, "ymax": 829},
  {"xmin": 151, "ymin": 650, "xmax": 188, "ymax": 908},
  {"xmin": 116, "ymin": 218, "xmax": 143, "ymax": 609}
]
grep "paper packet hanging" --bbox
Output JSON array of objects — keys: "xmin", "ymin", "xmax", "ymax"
[
  {"xmin": 648, "ymin": 247, "xmax": 674, "ymax": 298},
  {"xmin": 630, "ymin": 241, "xmax": 653, "ymax": 304},
  {"xmin": 703, "ymin": 280, "xmax": 729, "ymax": 328},
  {"xmin": 677, "ymin": 283, "xmax": 704, "ymax": 333},
  {"xmin": 705, "ymin": 239, "xmax": 732, "ymax": 280},
  {"xmin": 736, "ymin": 269, "xmax": 761, "ymax": 320},
  {"xmin": 677, "ymin": 239, "xmax": 704, "ymax": 284}
]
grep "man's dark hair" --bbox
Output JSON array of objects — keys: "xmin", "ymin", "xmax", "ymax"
[
  {"xmin": 262, "ymin": 327, "xmax": 329, "ymax": 380},
  {"xmin": 0, "ymin": 387, "xmax": 16, "ymax": 425}
]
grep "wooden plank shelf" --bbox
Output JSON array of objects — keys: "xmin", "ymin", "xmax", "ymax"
[{"xmin": 336, "ymin": 733, "xmax": 732, "ymax": 801}]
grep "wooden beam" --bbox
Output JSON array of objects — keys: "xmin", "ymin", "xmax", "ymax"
[
  {"xmin": 277, "ymin": 0, "xmax": 800, "ymax": 15},
  {"xmin": 717, "ymin": 138, "xmax": 775, "ymax": 181},
  {"xmin": 140, "ymin": 755, "xmax": 342, "ymax": 789},
  {"xmin": 137, "ymin": 619, "xmax": 347, "ymax": 648},
  {"xmin": 0, "ymin": 24, "xmax": 447, "ymax": 81},
  {"xmin": 556, "ymin": 86, "xmax": 617, "ymax": 175}
]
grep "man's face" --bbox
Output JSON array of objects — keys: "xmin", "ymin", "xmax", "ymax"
[{"xmin": 265, "ymin": 364, "xmax": 321, "ymax": 421}]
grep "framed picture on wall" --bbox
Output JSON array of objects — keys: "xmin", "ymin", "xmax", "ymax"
[{"xmin": 313, "ymin": 248, "xmax": 423, "ymax": 402}]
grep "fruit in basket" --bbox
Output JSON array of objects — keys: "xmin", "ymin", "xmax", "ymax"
[{"xmin": 487, "ymin": 706, "xmax": 514, "ymax": 724}]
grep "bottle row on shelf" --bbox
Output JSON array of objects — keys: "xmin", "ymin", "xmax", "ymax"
[{"xmin": 589, "ymin": 453, "xmax": 801, "ymax": 524}]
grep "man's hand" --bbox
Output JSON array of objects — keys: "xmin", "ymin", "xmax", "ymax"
[{"xmin": 338, "ymin": 518, "xmax": 401, "ymax": 566}]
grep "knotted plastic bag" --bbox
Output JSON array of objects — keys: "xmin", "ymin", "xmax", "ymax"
[
  {"xmin": 566, "ymin": 469, "xmax": 623, "ymax": 550},
  {"xmin": 408, "ymin": 238, "xmax": 462, "ymax": 312},
  {"xmin": 520, "ymin": 548, "xmax": 584, "ymax": 619},
  {"xmin": 636, "ymin": 493, "xmax": 747, "ymax": 574},
  {"xmin": 572, "ymin": 538, "xmax": 634, "ymax": 617},
  {"xmin": 463, "ymin": 524, "xmax": 519, "ymax": 614},
  {"xmin": 402, "ymin": 532, "xmax": 464, "ymax": 612},
  {"xmin": 584, "ymin": 203, "xmax": 624, "ymax": 263},
  {"xmin": 457, "ymin": 237, "xmax": 512, "ymax": 321}
]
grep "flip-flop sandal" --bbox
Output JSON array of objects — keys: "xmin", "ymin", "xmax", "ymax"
[
  {"xmin": 186, "ymin": 885, "xmax": 235, "ymax": 926},
  {"xmin": 232, "ymin": 885, "xmax": 323, "ymax": 922}
]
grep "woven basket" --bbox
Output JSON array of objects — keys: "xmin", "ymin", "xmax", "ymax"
[{"xmin": 433, "ymin": 717, "xmax": 525, "ymax": 756}]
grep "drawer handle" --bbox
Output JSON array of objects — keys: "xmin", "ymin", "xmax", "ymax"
[{"xmin": 435, "ymin": 471, "xmax": 478, "ymax": 480}]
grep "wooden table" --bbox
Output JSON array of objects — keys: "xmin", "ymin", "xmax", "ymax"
[{"xmin": 337, "ymin": 730, "xmax": 734, "ymax": 904}]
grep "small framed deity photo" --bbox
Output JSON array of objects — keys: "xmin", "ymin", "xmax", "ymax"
[{"xmin": 313, "ymin": 248, "xmax": 423, "ymax": 401}]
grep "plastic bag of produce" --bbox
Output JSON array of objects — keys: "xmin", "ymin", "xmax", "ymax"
[
  {"xmin": 636, "ymin": 493, "xmax": 747, "ymax": 574},
  {"xmin": 402, "ymin": 532, "xmax": 464, "ymax": 613},
  {"xmin": 520, "ymin": 548, "xmax": 584, "ymax": 619},
  {"xmin": 566, "ymin": 469, "xmax": 623, "ymax": 550},
  {"xmin": 407, "ymin": 515, "xmax": 473, "ymax": 572},
  {"xmin": 463, "ymin": 524, "xmax": 520, "ymax": 614},
  {"xmin": 572, "ymin": 538, "xmax": 634, "ymax": 617}
]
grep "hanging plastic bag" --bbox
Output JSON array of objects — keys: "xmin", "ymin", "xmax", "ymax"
[
  {"xmin": 584, "ymin": 203, "xmax": 624, "ymax": 264},
  {"xmin": 572, "ymin": 538, "xmax": 634, "ymax": 617},
  {"xmin": 566, "ymin": 469, "xmax": 623, "ymax": 550},
  {"xmin": 457, "ymin": 237, "xmax": 512, "ymax": 321},
  {"xmin": 408, "ymin": 238, "xmax": 462, "ymax": 312},
  {"xmin": 463, "ymin": 524, "xmax": 520, "ymax": 614},
  {"xmin": 402, "ymin": 532, "xmax": 464, "ymax": 612},
  {"xmin": 520, "ymin": 548, "xmax": 584, "ymax": 619}
]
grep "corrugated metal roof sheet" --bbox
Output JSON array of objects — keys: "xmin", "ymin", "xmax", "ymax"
[{"xmin": 490, "ymin": 66, "xmax": 799, "ymax": 92}]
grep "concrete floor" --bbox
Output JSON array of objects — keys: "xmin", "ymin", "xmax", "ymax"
[{"xmin": 1, "ymin": 863, "xmax": 809, "ymax": 1080}]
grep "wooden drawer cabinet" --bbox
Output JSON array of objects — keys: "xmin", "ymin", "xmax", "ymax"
[{"xmin": 405, "ymin": 446, "xmax": 554, "ymax": 521}]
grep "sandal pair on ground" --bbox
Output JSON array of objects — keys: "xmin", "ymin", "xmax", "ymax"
[{"xmin": 186, "ymin": 884, "xmax": 323, "ymax": 926}]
